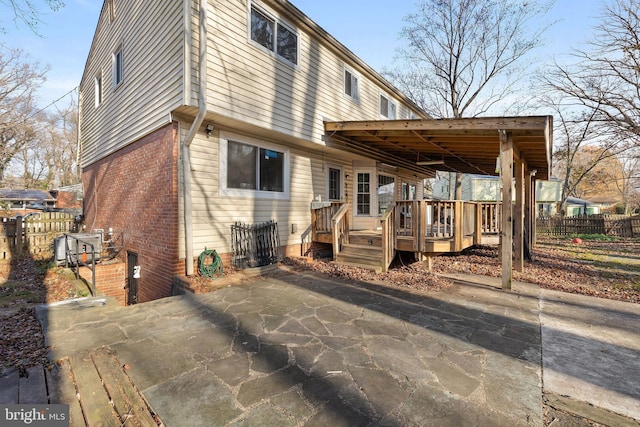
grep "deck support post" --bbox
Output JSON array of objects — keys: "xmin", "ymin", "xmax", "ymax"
[
  {"xmin": 525, "ymin": 167, "xmax": 533, "ymax": 254},
  {"xmin": 500, "ymin": 130, "xmax": 513, "ymax": 290},
  {"xmin": 473, "ymin": 203, "xmax": 483, "ymax": 245},
  {"xmin": 515, "ymin": 158, "xmax": 525, "ymax": 272}
]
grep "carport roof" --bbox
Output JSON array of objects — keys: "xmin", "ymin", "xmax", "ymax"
[{"xmin": 324, "ymin": 116, "xmax": 553, "ymax": 179}]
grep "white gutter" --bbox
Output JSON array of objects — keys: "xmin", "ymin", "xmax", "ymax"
[{"xmin": 182, "ymin": 0, "xmax": 208, "ymax": 276}]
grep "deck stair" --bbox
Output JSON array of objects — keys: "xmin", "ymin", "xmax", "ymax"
[{"xmin": 334, "ymin": 231, "xmax": 384, "ymax": 273}]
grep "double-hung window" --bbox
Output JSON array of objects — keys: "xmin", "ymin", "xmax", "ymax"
[
  {"xmin": 379, "ymin": 93, "xmax": 397, "ymax": 119},
  {"xmin": 250, "ymin": 4, "xmax": 298, "ymax": 66},
  {"xmin": 221, "ymin": 134, "xmax": 290, "ymax": 199},
  {"xmin": 344, "ymin": 67, "xmax": 359, "ymax": 101}
]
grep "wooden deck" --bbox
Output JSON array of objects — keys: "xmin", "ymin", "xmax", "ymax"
[
  {"xmin": 311, "ymin": 200, "xmax": 501, "ymax": 272},
  {"xmin": 0, "ymin": 348, "xmax": 159, "ymax": 427}
]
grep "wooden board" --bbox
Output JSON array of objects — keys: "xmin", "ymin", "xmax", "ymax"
[
  {"xmin": 91, "ymin": 348, "xmax": 158, "ymax": 427},
  {"xmin": 70, "ymin": 352, "xmax": 119, "ymax": 427},
  {"xmin": 50, "ymin": 359, "xmax": 87, "ymax": 427}
]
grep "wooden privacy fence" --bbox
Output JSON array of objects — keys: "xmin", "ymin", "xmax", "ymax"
[
  {"xmin": 231, "ymin": 220, "xmax": 281, "ymax": 269},
  {"xmin": 1, "ymin": 212, "xmax": 79, "ymax": 259},
  {"xmin": 536, "ymin": 214, "xmax": 640, "ymax": 237}
]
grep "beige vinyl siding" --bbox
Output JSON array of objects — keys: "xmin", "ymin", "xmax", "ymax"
[
  {"xmin": 79, "ymin": 0, "xmax": 185, "ymax": 167},
  {"xmin": 181, "ymin": 124, "xmax": 358, "ymax": 258},
  {"xmin": 190, "ymin": 0, "xmax": 418, "ymax": 148}
]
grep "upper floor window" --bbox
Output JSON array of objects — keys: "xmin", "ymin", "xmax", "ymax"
[
  {"xmin": 250, "ymin": 4, "xmax": 298, "ymax": 66},
  {"xmin": 379, "ymin": 93, "xmax": 397, "ymax": 119},
  {"xmin": 113, "ymin": 47, "xmax": 123, "ymax": 88},
  {"xmin": 344, "ymin": 68, "xmax": 359, "ymax": 101},
  {"xmin": 94, "ymin": 74, "xmax": 103, "ymax": 108}
]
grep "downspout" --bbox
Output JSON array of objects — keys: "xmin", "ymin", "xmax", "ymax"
[{"xmin": 182, "ymin": 0, "xmax": 208, "ymax": 276}]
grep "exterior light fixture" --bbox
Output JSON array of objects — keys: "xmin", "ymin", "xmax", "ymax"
[{"xmin": 205, "ymin": 124, "xmax": 215, "ymax": 136}]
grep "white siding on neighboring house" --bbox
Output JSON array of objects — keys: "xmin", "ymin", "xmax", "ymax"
[{"xmin": 79, "ymin": 0, "xmax": 185, "ymax": 167}]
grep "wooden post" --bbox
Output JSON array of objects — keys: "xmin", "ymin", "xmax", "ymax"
[
  {"xmin": 454, "ymin": 201, "xmax": 463, "ymax": 252},
  {"xmin": 474, "ymin": 203, "xmax": 483, "ymax": 245},
  {"xmin": 525, "ymin": 168, "xmax": 533, "ymax": 253},
  {"xmin": 500, "ymin": 131, "xmax": 513, "ymax": 290},
  {"xmin": 515, "ymin": 159, "xmax": 524, "ymax": 272},
  {"xmin": 16, "ymin": 216, "xmax": 23, "ymax": 256}
]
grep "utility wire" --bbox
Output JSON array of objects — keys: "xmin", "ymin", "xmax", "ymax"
[{"xmin": 0, "ymin": 86, "xmax": 78, "ymax": 134}]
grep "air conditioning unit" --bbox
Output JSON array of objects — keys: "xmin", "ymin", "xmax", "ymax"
[{"xmin": 54, "ymin": 233, "xmax": 103, "ymax": 265}]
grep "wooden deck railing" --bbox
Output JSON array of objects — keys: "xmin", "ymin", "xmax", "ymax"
[
  {"xmin": 311, "ymin": 200, "xmax": 503, "ymax": 268},
  {"xmin": 380, "ymin": 205, "xmax": 396, "ymax": 272},
  {"xmin": 480, "ymin": 202, "xmax": 501, "ymax": 234},
  {"xmin": 331, "ymin": 203, "xmax": 350, "ymax": 260},
  {"xmin": 311, "ymin": 202, "xmax": 344, "ymax": 242}
]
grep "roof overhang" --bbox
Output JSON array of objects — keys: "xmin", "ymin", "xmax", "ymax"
[{"xmin": 324, "ymin": 116, "xmax": 553, "ymax": 179}]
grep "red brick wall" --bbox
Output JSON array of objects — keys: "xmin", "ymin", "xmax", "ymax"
[
  {"xmin": 80, "ymin": 262, "xmax": 126, "ymax": 306},
  {"xmin": 82, "ymin": 123, "xmax": 181, "ymax": 302},
  {"xmin": 56, "ymin": 191, "xmax": 82, "ymax": 209}
]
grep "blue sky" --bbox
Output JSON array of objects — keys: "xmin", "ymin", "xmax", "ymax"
[{"xmin": 0, "ymin": 0, "xmax": 605, "ymax": 112}]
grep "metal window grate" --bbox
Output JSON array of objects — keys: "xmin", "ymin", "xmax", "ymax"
[{"xmin": 231, "ymin": 220, "xmax": 281, "ymax": 269}]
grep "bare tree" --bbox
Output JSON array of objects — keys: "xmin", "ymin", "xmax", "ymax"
[
  {"xmin": 0, "ymin": 46, "xmax": 47, "ymax": 182},
  {"xmin": 9, "ymin": 97, "xmax": 79, "ymax": 189},
  {"xmin": 0, "ymin": 0, "xmax": 64, "ymax": 33},
  {"xmin": 614, "ymin": 153, "xmax": 640, "ymax": 214},
  {"xmin": 386, "ymin": 0, "xmax": 553, "ymax": 119},
  {"xmin": 547, "ymin": 98, "xmax": 630, "ymax": 213},
  {"xmin": 543, "ymin": 0, "xmax": 640, "ymax": 143}
]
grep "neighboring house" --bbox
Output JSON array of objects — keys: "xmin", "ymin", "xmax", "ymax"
[
  {"xmin": 432, "ymin": 173, "xmax": 502, "ymax": 201},
  {"xmin": 51, "ymin": 184, "xmax": 84, "ymax": 212},
  {"xmin": 0, "ymin": 189, "xmax": 57, "ymax": 214},
  {"xmin": 536, "ymin": 179, "xmax": 602, "ymax": 216},
  {"xmin": 78, "ymin": 0, "xmax": 430, "ymax": 302}
]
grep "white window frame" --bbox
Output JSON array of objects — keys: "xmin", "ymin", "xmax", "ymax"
[
  {"xmin": 377, "ymin": 173, "xmax": 396, "ymax": 215},
  {"xmin": 248, "ymin": 2, "xmax": 299, "ymax": 67},
  {"xmin": 343, "ymin": 66, "xmax": 360, "ymax": 102},
  {"xmin": 379, "ymin": 92, "xmax": 397, "ymax": 119},
  {"xmin": 113, "ymin": 46, "xmax": 124, "ymax": 89},
  {"xmin": 326, "ymin": 165, "xmax": 343, "ymax": 201},
  {"xmin": 354, "ymin": 169, "xmax": 374, "ymax": 216},
  {"xmin": 94, "ymin": 73, "xmax": 103, "ymax": 108},
  {"xmin": 219, "ymin": 132, "xmax": 290, "ymax": 200}
]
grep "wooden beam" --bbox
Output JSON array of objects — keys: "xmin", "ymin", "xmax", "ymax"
[
  {"xmin": 514, "ymin": 159, "xmax": 525, "ymax": 272},
  {"xmin": 500, "ymin": 130, "xmax": 514, "ymax": 291},
  {"xmin": 325, "ymin": 116, "xmax": 551, "ymax": 132}
]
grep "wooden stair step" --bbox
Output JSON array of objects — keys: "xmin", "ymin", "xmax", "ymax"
[{"xmin": 331, "ymin": 260, "xmax": 383, "ymax": 273}]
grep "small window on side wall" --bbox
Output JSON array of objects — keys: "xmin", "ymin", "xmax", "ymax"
[
  {"xmin": 379, "ymin": 93, "xmax": 397, "ymax": 119},
  {"xmin": 94, "ymin": 74, "xmax": 103, "ymax": 108},
  {"xmin": 344, "ymin": 68, "xmax": 359, "ymax": 101},
  {"xmin": 113, "ymin": 47, "xmax": 123, "ymax": 88}
]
